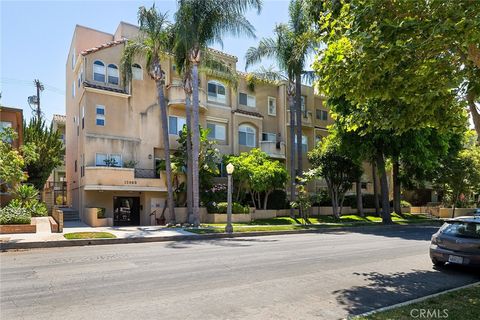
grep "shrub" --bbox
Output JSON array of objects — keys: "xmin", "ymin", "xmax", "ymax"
[
  {"xmin": 0, "ymin": 206, "xmax": 31, "ymax": 225},
  {"xmin": 97, "ymin": 208, "xmax": 106, "ymax": 219},
  {"xmin": 25, "ymin": 200, "xmax": 48, "ymax": 217},
  {"xmin": 310, "ymin": 190, "xmax": 332, "ymax": 206},
  {"xmin": 13, "ymin": 184, "xmax": 38, "ymax": 204},
  {"xmin": 55, "ymin": 194, "xmax": 66, "ymax": 205},
  {"xmin": 266, "ymin": 190, "xmax": 289, "ymax": 209},
  {"xmin": 207, "ymin": 202, "xmax": 249, "ymax": 214},
  {"xmin": 401, "ymin": 200, "xmax": 412, "ymax": 208}
]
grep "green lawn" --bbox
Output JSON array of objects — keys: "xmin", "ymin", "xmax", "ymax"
[
  {"xmin": 64, "ymin": 232, "xmax": 117, "ymax": 239},
  {"xmin": 355, "ymin": 285, "xmax": 480, "ymax": 320},
  {"xmin": 185, "ymin": 213, "xmax": 436, "ymax": 234}
]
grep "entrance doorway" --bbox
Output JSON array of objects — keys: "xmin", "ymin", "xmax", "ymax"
[{"xmin": 113, "ymin": 197, "xmax": 140, "ymax": 226}]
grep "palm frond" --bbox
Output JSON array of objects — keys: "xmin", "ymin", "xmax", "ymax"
[
  {"xmin": 120, "ymin": 38, "xmax": 150, "ymax": 83},
  {"xmin": 200, "ymin": 52, "xmax": 239, "ymax": 88},
  {"xmin": 245, "ymin": 37, "xmax": 278, "ymax": 70}
]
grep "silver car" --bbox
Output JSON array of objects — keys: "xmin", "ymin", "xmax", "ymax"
[{"xmin": 430, "ymin": 216, "xmax": 480, "ymax": 267}]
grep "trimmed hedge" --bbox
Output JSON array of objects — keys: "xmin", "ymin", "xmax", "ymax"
[
  {"xmin": 207, "ymin": 202, "xmax": 249, "ymax": 214},
  {"xmin": 0, "ymin": 207, "xmax": 31, "ymax": 225}
]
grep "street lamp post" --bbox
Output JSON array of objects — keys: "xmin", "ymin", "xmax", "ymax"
[{"xmin": 225, "ymin": 163, "xmax": 234, "ymax": 234}]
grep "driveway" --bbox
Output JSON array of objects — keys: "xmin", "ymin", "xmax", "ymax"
[{"xmin": 1, "ymin": 226, "xmax": 478, "ymax": 320}]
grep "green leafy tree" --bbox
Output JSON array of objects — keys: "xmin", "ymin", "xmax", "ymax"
[
  {"xmin": 227, "ymin": 149, "xmax": 288, "ymax": 210},
  {"xmin": 174, "ymin": 0, "xmax": 262, "ymax": 226},
  {"xmin": 22, "ymin": 117, "xmax": 62, "ymax": 191},
  {"xmin": 121, "ymin": 5, "xmax": 177, "ymax": 223}
]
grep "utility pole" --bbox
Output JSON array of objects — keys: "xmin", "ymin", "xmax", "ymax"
[{"xmin": 33, "ymin": 79, "xmax": 44, "ymax": 119}]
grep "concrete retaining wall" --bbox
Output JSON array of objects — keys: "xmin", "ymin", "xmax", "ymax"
[
  {"xmin": 205, "ymin": 213, "xmax": 252, "ymax": 224},
  {"xmin": 251, "ymin": 209, "xmax": 277, "ymax": 220},
  {"xmin": 439, "ymin": 208, "xmax": 476, "ymax": 218},
  {"xmin": 84, "ymin": 208, "xmax": 113, "ymax": 227},
  {"xmin": 51, "ymin": 208, "xmax": 64, "ymax": 233}
]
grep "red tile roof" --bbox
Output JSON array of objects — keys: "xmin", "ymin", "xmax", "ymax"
[
  {"xmin": 233, "ymin": 109, "xmax": 263, "ymax": 118},
  {"xmin": 83, "ymin": 80, "xmax": 127, "ymax": 94},
  {"xmin": 80, "ymin": 39, "xmax": 127, "ymax": 56}
]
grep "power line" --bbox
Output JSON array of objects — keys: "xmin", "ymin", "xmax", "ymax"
[{"xmin": 0, "ymin": 77, "xmax": 65, "ymax": 95}]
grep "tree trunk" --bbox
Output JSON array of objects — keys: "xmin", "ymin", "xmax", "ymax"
[
  {"xmin": 288, "ymin": 86, "xmax": 296, "ymax": 219},
  {"xmin": 339, "ymin": 192, "xmax": 345, "ymax": 216},
  {"xmin": 156, "ymin": 80, "xmax": 175, "ymax": 224},
  {"xmin": 295, "ymin": 73, "xmax": 303, "ymax": 179},
  {"xmin": 191, "ymin": 63, "xmax": 200, "ymax": 226},
  {"xmin": 376, "ymin": 151, "xmax": 392, "ymax": 224},
  {"xmin": 185, "ymin": 92, "xmax": 193, "ymax": 224},
  {"xmin": 263, "ymin": 190, "xmax": 271, "ymax": 210},
  {"xmin": 331, "ymin": 188, "xmax": 339, "ymax": 219},
  {"xmin": 356, "ymin": 181, "xmax": 364, "ymax": 217},
  {"xmin": 393, "ymin": 158, "xmax": 402, "ymax": 215},
  {"xmin": 467, "ymin": 91, "xmax": 480, "ymax": 141},
  {"xmin": 372, "ymin": 161, "xmax": 380, "ymax": 215}
]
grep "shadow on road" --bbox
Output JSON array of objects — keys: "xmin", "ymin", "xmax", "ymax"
[
  {"xmin": 333, "ymin": 265, "xmax": 480, "ymax": 316},
  {"xmin": 321, "ymin": 225, "xmax": 440, "ymax": 242},
  {"xmin": 165, "ymin": 237, "xmax": 279, "ymax": 249}
]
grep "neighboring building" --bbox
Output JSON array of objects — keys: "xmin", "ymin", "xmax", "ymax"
[
  {"xmin": 66, "ymin": 23, "xmax": 375, "ymax": 226},
  {"xmin": 0, "ymin": 106, "xmax": 24, "ymax": 206},
  {"xmin": 43, "ymin": 114, "xmax": 67, "ymax": 211}
]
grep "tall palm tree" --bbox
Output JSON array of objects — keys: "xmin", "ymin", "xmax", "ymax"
[
  {"xmin": 174, "ymin": 0, "xmax": 262, "ymax": 226},
  {"xmin": 121, "ymin": 5, "xmax": 176, "ymax": 224}
]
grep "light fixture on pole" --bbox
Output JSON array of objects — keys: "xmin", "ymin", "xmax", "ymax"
[{"xmin": 225, "ymin": 163, "xmax": 234, "ymax": 234}]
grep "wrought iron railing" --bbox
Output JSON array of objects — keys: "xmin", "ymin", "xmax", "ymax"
[{"xmin": 134, "ymin": 168, "xmax": 158, "ymax": 179}]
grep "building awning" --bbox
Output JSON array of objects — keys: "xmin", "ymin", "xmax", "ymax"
[{"xmin": 84, "ymin": 185, "xmax": 167, "ymax": 192}]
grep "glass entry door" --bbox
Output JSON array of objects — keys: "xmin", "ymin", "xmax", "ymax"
[{"xmin": 113, "ymin": 197, "xmax": 140, "ymax": 226}]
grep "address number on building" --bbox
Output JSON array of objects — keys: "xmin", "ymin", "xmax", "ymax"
[{"xmin": 124, "ymin": 180, "xmax": 138, "ymax": 185}]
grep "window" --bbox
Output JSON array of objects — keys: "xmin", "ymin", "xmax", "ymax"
[
  {"xmin": 96, "ymin": 105, "xmax": 105, "ymax": 126},
  {"xmin": 207, "ymin": 81, "xmax": 226, "ymax": 103},
  {"xmin": 301, "ymin": 96, "xmax": 306, "ymax": 112},
  {"xmin": 109, "ymin": 154, "xmax": 122, "ymax": 167},
  {"xmin": 168, "ymin": 116, "xmax": 186, "ymax": 135},
  {"xmin": 74, "ymin": 160, "xmax": 77, "ymax": 172},
  {"xmin": 207, "ymin": 122, "xmax": 226, "ymax": 141},
  {"xmin": 315, "ymin": 135, "xmax": 323, "ymax": 145},
  {"xmin": 95, "ymin": 153, "xmax": 108, "ymax": 166},
  {"xmin": 81, "ymin": 106, "xmax": 85, "ymax": 129},
  {"xmin": 132, "ymin": 63, "xmax": 143, "ymax": 80},
  {"xmin": 268, "ymin": 97, "xmax": 276, "ymax": 116},
  {"xmin": 239, "ymin": 93, "xmax": 256, "ymax": 108},
  {"xmin": 78, "ymin": 73, "xmax": 82, "ymax": 88},
  {"xmin": 316, "ymin": 109, "xmax": 328, "ymax": 121},
  {"xmin": 295, "ymin": 134, "xmax": 308, "ymax": 153},
  {"xmin": 361, "ymin": 182, "xmax": 367, "ymax": 189},
  {"xmin": 93, "ymin": 60, "xmax": 105, "ymax": 82},
  {"xmin": 238, "ymin": 124, "xmax": 256, "ymax": 147},
  {"xmin": 72, "ymin": 81, "xmax": 75, "ymax": 98},
  {"xmin": 107, "ymin": 64, "xmax": 119, "ymax": 85},
  {"xmin": 262, "ymin": 132, "xmax": 276, "ymax": 142}
]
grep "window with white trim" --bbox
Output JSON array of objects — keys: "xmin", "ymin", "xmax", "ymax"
[
  {"xmin": 207, "ymin": 81, "xmax": 226, "ymax": 103},
  {"xmin": 262, "ymin": 132, "xmax": 276, "ymax": 142},
  {"xmin": 238, "ymin": 124, "xmax": 256, "ymax": 147},
  {"xmin": 268, "ymin": 97, "xmax": 276, "ymax": 116},
  {"xmin": 96, "ymin": 105, "xmax": 105, "ymax": 126},
  {"xmin": 109, "ymin": 154, "xmax": 122, "ymax": 167},
  {"xmin": 168, "ymin": 116, "xmax": 186, "ymax": 135},
  {"xmin": 93, "ymin": 60, "xmax": 105, "ymax": 82},
  {"xmin": 81, "ymin": 106, "xmax": 85, "ymax": 129},
  {"xmin": 207, "ymin": 122, "xmax": 226, "ymax": 142},
  {"xmin": 95, "ymin": 153, "xmax": 122, "ymax": 167},
  {"xmin": 95, "ymin": 153, "xmax": 108, "ymax": 166},
  {"xmin": 294, "ymin": 134, "xmax": 308, "ymax": 153},
  {"xmin": 132, "ymin": 63, "xmax": 143, "ymax": 80},
  {"xmin": 239, "ymin": 93, "xmax": 256, "ymax": 108},
  {"xmin": 107, "ymin": 64, "xmax": 119, "ymax": 85},
  {"xmin": 316, "ymin": 109, "xmax": 328, "ymax": 121},
  {"xmin": 300, "ymin": 95, "xmax": 306, "ymax": 112}
]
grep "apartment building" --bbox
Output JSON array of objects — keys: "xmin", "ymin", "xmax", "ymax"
[{"xmin": 66, "ymin": 22, "xmax": 370, "ymax": 227}]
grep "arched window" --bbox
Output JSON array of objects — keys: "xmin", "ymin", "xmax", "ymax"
[
  {"xmin": 238, "ymin": 124, "xmax": 256, "ymax": 147},
  {"xmin": 93, "ymin": 60, "xmax": 105, "ymax": 82},
  {"xmin": 132, "ymin": 63, "xmax": 143, "ymax": 80},
  {"xmin": 207, "ymin": 80, "xmax": 226, "ymax": 103},
  {"xmin": 108, "ymin": 64, "xmax": 119, "ymax": 85}
]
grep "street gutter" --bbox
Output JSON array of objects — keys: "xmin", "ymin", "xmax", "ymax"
[{"xmin": 0, "ymin": 222, "xmax": 441, "ymax": 251}]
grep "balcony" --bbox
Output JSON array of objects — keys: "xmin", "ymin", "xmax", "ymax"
[
  {"xmin": 83, "ymin": 167, "xmax": 167, "ymax": 192},
  {"xmin": 167, "ymin": 83, "xmax": 207, "ymax": 111},
  {"xmin": 287, "ymin": 110, "xmax": 313, "ymax": 127},
  {"xmin": 260, "ymin": 141, "xmax": 286, "ymax": 159}
]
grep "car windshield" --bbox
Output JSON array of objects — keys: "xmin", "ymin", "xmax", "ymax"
[{"xmin": 440, "ymin": 221, "xmax": 480, "ymax": 239}]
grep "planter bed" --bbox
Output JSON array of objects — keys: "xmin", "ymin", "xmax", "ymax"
[{"xmin": 0, "ymin": 219, "xmax": 37, "ymax": 234}]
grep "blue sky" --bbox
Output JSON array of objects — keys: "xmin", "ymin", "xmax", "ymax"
[{"xmin": 0, "ymin": 0, "xmax": 293, "ymax": 124}]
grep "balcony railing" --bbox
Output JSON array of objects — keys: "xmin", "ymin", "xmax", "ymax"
[
  {"xmin": 134, "ymin": 168, "xmax": 158, "ymax": 179},
  {"xmin": 260, "ymin": 141, "xmax": 286, "ymax": 159}
]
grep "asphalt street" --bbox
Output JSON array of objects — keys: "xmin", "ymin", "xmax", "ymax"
[{"xmin": 1, "ymin": 226, "xmax": 479, "ymax": 320}]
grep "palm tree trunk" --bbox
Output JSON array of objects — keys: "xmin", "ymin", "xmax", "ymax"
[
  {"xmin": 376, "ymin": 151, "xmax": 392, "ymax": 224},
  {"xmin": 191, "ymin": 62, "xmax": 201, "ymax": 227},
  {"xmin": 288, "ymin": 90, "xmax": 296, "ymax": 218},
  {"xmin": 393, "ymin": 158, "xmax": 402, "ymax": 215},
  {"xmin": 185, "ymin": 92, "xmax": 193, "ymax": 224},
  {"xmin": 356, "ymin": 181, "xmax": 364, "ymax": 217},
  {"xmin": 295, "ymin": 73, "xmax": 303, "ymax": 179},
  {"xmin": 372, "ymin": 161, "xmax": 380, "ymax": 215},
  {"xmin": 156, "ymin": 80, "xmax": 176, "ymax": 224}
]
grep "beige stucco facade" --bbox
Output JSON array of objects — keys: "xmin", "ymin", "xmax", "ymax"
[{"xmin": 66, "ymin": 22, "xmax": 378, "ymax": 226}]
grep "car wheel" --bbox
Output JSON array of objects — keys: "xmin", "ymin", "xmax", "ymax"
[{"xmin": 432, "ymin": 258, "xmax": 445, "ymax": 267}]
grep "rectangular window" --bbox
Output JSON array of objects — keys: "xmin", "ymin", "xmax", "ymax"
[
  {"xmin": 239, "ymin": 93, "xmax": 255, "ymax": 108},
  {"xmin": 316, "ymin": 109, "xmax": 322, "ymax": 120},
  {"xmin": 315, "ymin": 135, "xmax": 323, "ymax": 145},
  {"xmin": 96, "ymin": 105, "xmax": 105, "ymax": 126},
  {"xmin": 262, "ymin": 132, "xmax": 276, "ymax": 142},
  {"xmin": 322, "ymin": 110, "xmax": 328, "ymax": 121},
  {"xmin": 317, "ymin": 109, "xmax": 328, "ymax": 121},
  {"xmin": 95, "ymin": 153, "xmax": 108, "ymax": 166},
  {"xmin": 74, "ymin": 160, "xmax": 77, "ymax": 172},
  {"xmin": 361, "ymin": 182, "xmax": 367, "ymax": 189},
  {"xmin": 109, "ymin": 154, "xmax": 122, "ymax": 167},
  {"xmin": 207, "ymin": 122, "xmax": 226, "ymax": 141},
  {"xmin": 294, "ymin": 135, "xmax": 308, "ymax": 153},
  {"xmin": 81, "ymin": 106, "xmax": 85, "ymax": 129},
  {"xmin": 301, "ymin": 96, "xmax": 306, "ymax": 112},
  {"xmin": 168, "ymin": 116, "xmax": 186, "ymax": 135},
  {"xmin": 268, "ymin": 97, "xmax": 276, "ymax": 116},
  {"xmin": 208, "ymin": 82, "xmax": 226, "ymax": 103},
  {"xmin": 72, "ymin": 82, "xmax": 75, "ymax": 98}
]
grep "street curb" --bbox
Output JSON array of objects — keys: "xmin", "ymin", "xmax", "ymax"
[
  {"xmin": 352, "ymin": 281, "xmax": 480, "ymax": 319},
  {"xmin": 0, "ymin": 222, "xmax": 441, "ymax": 251}
]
